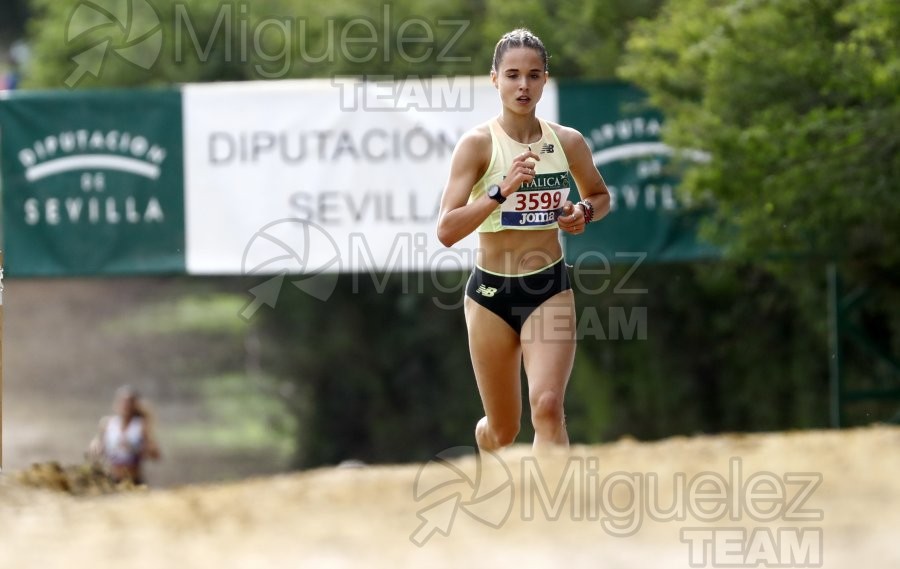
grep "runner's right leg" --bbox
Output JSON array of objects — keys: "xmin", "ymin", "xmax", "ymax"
[{"xmin": 465, "ymin": 297, "xmax": 523, "ymax": 451}]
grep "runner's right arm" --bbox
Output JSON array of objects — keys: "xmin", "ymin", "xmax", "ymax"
[
  {"xmin": 437, "ymin": 130, "xmax": 539, "ymax": 247},
  {"xmin": 436, "ymin": 130, "xmax": 494, "ymax": 247}
]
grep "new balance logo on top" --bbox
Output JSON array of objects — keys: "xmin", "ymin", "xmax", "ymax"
[
  {"xmin": 540, "ymin": 143, "xmax": 554, "ymax": 154},
  {"xmin": 476, "ymin": 285, "xmax": 498, "ymax": 298}
]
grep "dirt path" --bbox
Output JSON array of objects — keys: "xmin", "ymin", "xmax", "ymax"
[{"xmin": 1, "ymin": 426, "xmax": 897, "ymax": 568}]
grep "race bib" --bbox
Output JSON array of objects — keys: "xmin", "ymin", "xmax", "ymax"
[{"xmin": 500, "ymin": 172, "xmax": 570, "ymax": 228}]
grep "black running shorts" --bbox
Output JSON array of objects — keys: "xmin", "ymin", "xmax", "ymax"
[{"xmin": 465, "ymin": 257, "xmax": 571, "ymax": 333}]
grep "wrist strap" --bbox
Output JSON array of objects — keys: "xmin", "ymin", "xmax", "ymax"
[{"xmin": 577, "ymin": 199, "xmax": 595, "ymax": 223}]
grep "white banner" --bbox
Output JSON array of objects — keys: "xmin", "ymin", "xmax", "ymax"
[{"xmin": 183, "ymin": 77, "xmax": 558, "ymax": 275}]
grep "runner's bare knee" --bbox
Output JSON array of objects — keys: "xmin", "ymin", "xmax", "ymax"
[{"xmin": 531, "ymin": 390, "xmax": 564, "ymax": 429}]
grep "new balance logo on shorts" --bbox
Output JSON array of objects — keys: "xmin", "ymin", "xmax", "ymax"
[
  {"xmin": 476, "ymin": 285, "xmax": 498, "ymax": 298},
  {"xmin": 540, "ymin": 143, "xmax": 554, "ymax": 154}
]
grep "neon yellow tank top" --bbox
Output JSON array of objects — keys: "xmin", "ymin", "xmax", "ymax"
[{"xmin": 469, "ymin": 117, "xmax": 571, "ymax": 232}]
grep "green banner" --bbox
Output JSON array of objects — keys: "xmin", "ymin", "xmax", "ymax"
[
  {"xmin": 0, "ymin": 89, "xmax": 185, "ymax": 276},
  {"xmin": 559, "ymin": 81, "xmax": 719, "ymax": 263}
]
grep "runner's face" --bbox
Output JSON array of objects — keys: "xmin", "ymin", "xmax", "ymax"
[
  {"xmin": 492, "ymin": 47, "xmax": 547, "ymax": 114},
  {"xmin": 117, "ymin": 394, "xmax": 137, "ymax": 416}
]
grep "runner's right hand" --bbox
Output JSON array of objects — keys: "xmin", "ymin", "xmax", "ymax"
[{"xmin": 501, "ymin": 150, "xmax": 541, "ymax": 196}]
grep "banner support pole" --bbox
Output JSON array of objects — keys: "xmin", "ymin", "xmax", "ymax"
[{"xmin": 1, "ymin": 251, "xmax": 4, "ymax": 469}]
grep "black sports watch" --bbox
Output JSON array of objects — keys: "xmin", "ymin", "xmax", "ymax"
[{"xmin": 487, "ymin": 184, "xmax": 506, "ymax": 204}]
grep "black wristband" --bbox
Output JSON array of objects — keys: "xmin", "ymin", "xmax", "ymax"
[{"xmin": 487, "ymin": 184, "xmax": 506, "ymax": 204}]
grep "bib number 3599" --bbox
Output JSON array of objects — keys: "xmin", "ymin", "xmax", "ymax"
[{"xmin": 513, "ymin": 190, "xmax": 564, "ymax": 212}]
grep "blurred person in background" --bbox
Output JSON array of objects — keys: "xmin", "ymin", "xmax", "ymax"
[
  {"xmin": 88, "ymin": 385, "xmax": 162, "ymax": 485},
  {"xmin": 1, "ymin": 40, "xmax": 28, "ymax": 90}
]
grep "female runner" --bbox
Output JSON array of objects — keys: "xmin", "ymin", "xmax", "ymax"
[{"xmin": 437, "ymin": 29, "xmax": 610, "ymax": 451}]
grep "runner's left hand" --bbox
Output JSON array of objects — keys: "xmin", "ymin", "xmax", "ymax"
[{"xmin": 558, "ymin": 201, "xmax": 585, "ymax": 235}]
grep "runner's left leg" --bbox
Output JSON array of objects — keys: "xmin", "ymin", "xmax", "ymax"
[{"xmin": 520, "ymin": 289, "xmax": 576, "ymax": 448}]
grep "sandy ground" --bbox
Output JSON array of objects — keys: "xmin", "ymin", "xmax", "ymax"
[{"xmin": 1, "ymin": 425, "xmax": 897, "ymax": 568}]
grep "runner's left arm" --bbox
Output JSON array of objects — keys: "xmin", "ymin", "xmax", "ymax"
[{"xmin": 556, "ymin": 126, "xmax": 610, "ymax": 233}]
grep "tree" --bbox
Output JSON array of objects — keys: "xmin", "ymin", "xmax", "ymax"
[
  {"xmin": 23, "ymin": 0, "xmax": 666, "ymax": 89},
  {"xmin": 620, "ymin": 0, "xmax": 900, "ymax": 278},
  {"xmin": 620, "ymin": 0, "xmax": 900, "ymax": 425},
  {"xmin": 0, "ymin": 0, "xmax": 30, "ymax": 39},
  {"xmin": 482, "ymin": 0, "xmax": 665, "ymax": 79}
]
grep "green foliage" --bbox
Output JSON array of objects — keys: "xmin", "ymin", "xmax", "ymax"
[
  {"xmin": 171, "ymin": 372, "xmax": 297, "ymax": 460},
  {"xmin": 566, "ymin": 263, "xmax": 830, "ymax": 442},
  {"xmin": 26, "ymin": 0, "xmax": 275, "ymax": 87},
  {"xmin": 108, "ymin": 293, "xmax": 249, "ymax": 335},
  {"xmin": 0, "ymin": 0, "xmax": 30, "ymax": 38},
  {"xmin": 23, "ymin": 0, "xmax": 662, "ymax": 89},
  {"xmin": 620, "ymin": 0, "xmax": 900, "ymax": 274},
  {"xmin": 482, "ymin": 0, "xmax": 664, "ymax": 79},
  {"xmin": 24, "ymin": 0, "xmax": 485, "ymax": 87},
  {"xmin": 267, "ymin": 273, "xmax": 484, "ymax": 466},
  {"xmin": 620, "ymin": 0, "xmax": 900, "ymax": 430}
]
